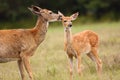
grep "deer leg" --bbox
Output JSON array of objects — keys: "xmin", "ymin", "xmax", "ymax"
[
  {"xmin": 22, "ymin": 56, "xmax": 33, "ymax": 80},
  {"xmin": 18, "ymin": 60, "xmax": 25, "ymax": 80},
  {"xmin": 68, "ymin": 55, "xmax": 73, "ymax": 80},
  {"xmin": 91, "ymin": 47, "xmax": 102, "ymax": 76},
  {"xmin": 77, "ymin": 54, "xmax": 82, "ymax": 76},
  {"xmin": 87, "ymin": 52, "xmax": 95, "ymax": 61}
]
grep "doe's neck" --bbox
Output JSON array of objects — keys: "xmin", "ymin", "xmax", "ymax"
[
  {"xmin": 32, "ymin": 15, "xmax": 49, "ymax": 45},
  {"xmin": 34, "ymin": 16, "xmax": 48, "ymax": 30}
]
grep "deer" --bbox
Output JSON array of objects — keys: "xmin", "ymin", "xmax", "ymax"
[
  {"xmin": 58, "ymin": 11, "xmax": 102, "ymax": 80},
  {"xmin": 0, "ymin": 5, "xmax": 61, "ymax": 80}
]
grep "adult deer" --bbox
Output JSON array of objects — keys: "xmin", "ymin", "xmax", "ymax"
[
  {"xmin": 58, "ymin": 11, "xmax": 102, "ymax": 80},
  {"xmin": 0, "ymin": 5, "xmax": 61, "ymax": 80}
]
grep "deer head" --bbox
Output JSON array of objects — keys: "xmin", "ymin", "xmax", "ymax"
[
  {"xmin": 58, "ymin": 11, "xmax": 79, "ymax": 29},
  {"xmin": 28, "ymin": 5, "xmax": 61, "ymax": 22}
]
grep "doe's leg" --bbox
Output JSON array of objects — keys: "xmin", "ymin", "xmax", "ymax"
[
  {"xmin": 18, "ymin": 60, "xmax": 25, "ymax": 80},
  {"xmin": 22, "ymin": 56, "xmax": 33, "ymax": 80}
]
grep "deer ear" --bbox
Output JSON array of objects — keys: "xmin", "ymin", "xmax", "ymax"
[
  {"xmin": 58, "ymin": 11, "xmax": 64, "ymax": 17},
  {"xmin": 70, "ymin": 12, "xmax": 79, "ymax": 21},
  {"xmin": 58, "ymin": 11, "xmax": 64, "ymax": 21},
  {"xmin": 28, "ymin": 5, "xmax": 42, "ymax": 15}
]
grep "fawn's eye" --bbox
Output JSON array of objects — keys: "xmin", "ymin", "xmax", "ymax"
[{"xmin": 64, "ymin": 20, "xmax": 67, "ymax": 22}]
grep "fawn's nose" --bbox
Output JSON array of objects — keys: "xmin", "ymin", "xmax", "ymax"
[{"xmin": 68, "ymin": 24, "xmax": 72, "ymax": 27}]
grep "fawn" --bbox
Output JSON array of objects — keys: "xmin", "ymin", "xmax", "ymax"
[
  {"xmin": 0, "ymin": 5, "xmax": 61, "ymax": 80},
  {"xmin": 58, "ymin": 11, "xmax": 102, "ymax": 80}
]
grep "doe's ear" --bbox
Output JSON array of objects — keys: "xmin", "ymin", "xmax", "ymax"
[
  {"xmin": 28, "ymin": 5, "xmax": 42, "ymax": 15},
  {"xmin": 70, "ymin": 12, "xmax": 79, "ymax": 21}
]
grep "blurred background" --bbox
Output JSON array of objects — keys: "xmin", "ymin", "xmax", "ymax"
[{"xmin": 0, "ymin": 0, "xmax": 120, "ymax": 22}]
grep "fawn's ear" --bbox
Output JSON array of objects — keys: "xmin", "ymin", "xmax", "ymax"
[
  {"xmin": 28, "ymin": 5, "xmax": 42, "ymax": 15},
  {"xmin": 58, "ymin": 11, "xmax": 64, "ymax": 21},
  {"xmin": 58, "ymin": 11, "xmax": 64, "ymax": 17},
  {"xmin": 70, "ymin": 12, "xmax": 79, "ymax": 21}
]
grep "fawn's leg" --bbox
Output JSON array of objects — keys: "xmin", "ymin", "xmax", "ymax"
[
  {"xmin": 68, "ymin": 55, "xmax": 73, "ymax": 80},
  {"xmin": 77, "ymin": 54, "xmax": 82, "ymax": 76},
  {"xmin": 18, "ymin": 60, "xmax": 25, "ymax": 80},
  {"xmin": 87, "ymin": 52, "xmax": 95, "ymax": 61},
  {"xmin": 91, "ymin": 47, "xmax": 102, "ymax": 77}
]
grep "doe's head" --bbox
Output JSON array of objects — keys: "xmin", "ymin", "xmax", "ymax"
[
  {"xmin": 58, "ymin": 11, "xmax": 79, "ymax": 28},
  {"xmin": 28, "ymin": 5, "xmax": 61, "ymax": 22}
]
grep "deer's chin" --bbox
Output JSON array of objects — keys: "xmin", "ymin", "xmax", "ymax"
[
  {"xmin": 48, "ymin": 19, "xmax": 58, "ymax": 22},
  {"xmin": 64, "ymin": 27, "xmax": 71, "ymax": 31}
]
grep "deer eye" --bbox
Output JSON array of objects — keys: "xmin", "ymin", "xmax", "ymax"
[
  {"xmin": 64, "ymin": 20, "xmax": 67, "ymax": 22},
  {"xmin": 49, "ymin": 12, "xmax": 52, "ymax": 14}
]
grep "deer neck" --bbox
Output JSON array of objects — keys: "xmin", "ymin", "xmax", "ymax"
[
  {"xmin": 32, "ymin": 16, "xmax": 49, "ymax": 45},
  {"xmin": 64, "ymin": 28, "xmax": 73, "ymax": 46}
]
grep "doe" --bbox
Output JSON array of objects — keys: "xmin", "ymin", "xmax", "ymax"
[{"xmin": 0, "ymin": 5, "xmax": 61, "ymax": 80}]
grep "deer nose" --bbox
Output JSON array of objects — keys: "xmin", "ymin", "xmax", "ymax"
[{"xmin": 68, "ymin": 24, "xmax": 72, "ymax": 27}]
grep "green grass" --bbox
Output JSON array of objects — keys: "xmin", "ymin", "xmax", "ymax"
[{"xmin": 0, "ymin": 21, "xmax": 120, "ymax": 80}]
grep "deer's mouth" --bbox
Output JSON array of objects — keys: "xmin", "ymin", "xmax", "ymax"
[{"xmin": 57, "ymin": 15, "xmax": 62, "ymax": 21}]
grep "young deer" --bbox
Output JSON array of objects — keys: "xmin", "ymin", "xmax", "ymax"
[
  {"xmin": 0, "ymin": 5, "xmax": 61, "ymax": 80},
  {"xmin": 58, "ymin": 12, "xmax": 102, "ymax": 80}
]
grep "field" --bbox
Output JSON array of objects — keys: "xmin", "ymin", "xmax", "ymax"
[{"xmin": 0, "ymin": 21, "xmax": 120, "ymax": 80}]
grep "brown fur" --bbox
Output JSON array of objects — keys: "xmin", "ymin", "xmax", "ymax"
[
  {"xmin": 0, "ymin": 5, "xmax": 60, "ymax": 80},
  {"xmin": 58, "ymin": 11, "xmax": 102, "ymax": 80}
]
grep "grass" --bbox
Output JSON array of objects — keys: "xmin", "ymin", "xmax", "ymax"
[{"xmin": 0, "ymin": 21, "xmax": 120, "ymax": 80}]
